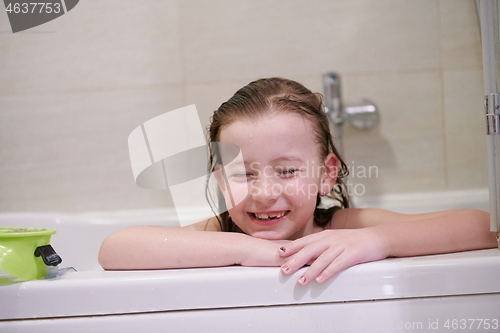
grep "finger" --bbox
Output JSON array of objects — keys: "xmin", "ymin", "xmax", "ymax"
[
  {"xmin": 297, "ymin": 247, "xmax": 344, "ymax": 286},
  {"xmin": 313, "ymin": 250, "xmax": 358, "ymax": 284},
  {"xmin": 278, "ymin": 233, "xmax": 324, "ymax": 257},
  {"xmin": 280, "ymin": 241, "xmax": 329, "ymax": 275}
]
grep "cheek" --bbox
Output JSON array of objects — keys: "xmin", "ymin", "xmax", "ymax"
[
  {"xmin": 221, "ymin": 181, "xmax": 250, "ymax": 209},
  {"xmin": 284, "ymin": 176, "xmax": 321, "ymax": 202},
  {"xmin": 227, "ymin": 206, "xmax": 244, "ymax": 224},
  {"xmin": 227, "ymin": 208, "xmax": 252, "ymax": 233}
]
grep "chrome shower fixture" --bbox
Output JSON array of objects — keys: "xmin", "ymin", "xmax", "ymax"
[{"xmin": 322, "ymin": 72, "xmax": 379, "ymax": 155}]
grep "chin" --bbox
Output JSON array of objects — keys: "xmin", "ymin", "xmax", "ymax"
[{"xmin": 246, "ymin": 229, "xmax": 289, "ymax": 240}]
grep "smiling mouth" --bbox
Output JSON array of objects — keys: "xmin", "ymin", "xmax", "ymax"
[{"xmin": 250, "ymin": 211, "xmax": 289, "ymax": 221}]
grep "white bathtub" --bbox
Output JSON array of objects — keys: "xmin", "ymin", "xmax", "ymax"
[{"xmin": 1, "ymin": 189, "xmax": 499, "ymax": 333}]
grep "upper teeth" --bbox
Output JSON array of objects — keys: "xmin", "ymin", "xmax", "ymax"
[{"xmin": 255, "ymin": 212, "xmax": 286, "ymax": 220}]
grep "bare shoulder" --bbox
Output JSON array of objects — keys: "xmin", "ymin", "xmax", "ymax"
[
  {"xmin": 181, "ymin": 217, "xmax": 221, "ymax": 232},
  {"xmin": 340, "ymin": 208, "xmax": 405, "ymax": 228},
  {"xmin": 326, "ymin": 207, "xmax": 386, "ymax": 229},
  {"xmin": 337, "ymin": 207, "xmax": 478, "ymax": 229},
  {"xmin": 327, "ymin": 208, "xmax": 350, "ymax": 229}
]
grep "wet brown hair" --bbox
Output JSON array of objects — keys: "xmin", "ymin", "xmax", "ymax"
[{"xmin": 207, "ymin": 77, "xmax": 350, "ymax": 232}]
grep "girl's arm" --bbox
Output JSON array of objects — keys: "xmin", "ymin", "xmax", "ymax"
[
  {"xmin": 98, "ymin": 224, "xmax": 288, "ymax": 270},
  {"xmin": 279, "ymin": 209, "xmax": 497, "ymax": 286},
  {"xmin": 344, "ymin": 208, "xmax": 496, "ymax": 256}
]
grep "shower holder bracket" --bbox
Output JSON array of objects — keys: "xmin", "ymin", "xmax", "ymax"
[{"xmin": 485, "ymin": 93, "xmax": 500, "ymax": 135}]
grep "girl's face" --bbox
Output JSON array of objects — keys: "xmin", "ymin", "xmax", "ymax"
[{"xmin": 217, "ymin": 111, "xmax": 337, "ymax": 240}]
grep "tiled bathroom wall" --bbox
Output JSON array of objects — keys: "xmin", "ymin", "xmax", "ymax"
[{"xmin": 0, "ymin": 0, "xmax": 486, "ymax": 212}]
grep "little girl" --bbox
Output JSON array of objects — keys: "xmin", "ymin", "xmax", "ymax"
[{"xmin": 99, "ymin": 78, "xmax": 497, "ymax": 286}]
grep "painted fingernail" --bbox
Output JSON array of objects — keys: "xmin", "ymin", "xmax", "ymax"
[
  {"xmin": 281, "ymin": 265, "xmax": 289, "ymax": 273},
  {"xmin": 316, "ymin": 276, "xmax": 323, "ymax": 283},
  {"xmin": 279, "ymin": 247, "xmax": 286, "ymax": 253},
  {"xmin": 298, "ymin": 276, "xmax": 306, "ymax": 284}
]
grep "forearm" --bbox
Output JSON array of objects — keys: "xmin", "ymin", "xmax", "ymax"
[
  {"xmin": 374, "ymin": 210, "xmax": 497, "ymax": 258},
  {"xmin": 98, "ymin": 226, "xmax": 249, "ymax": 270}
]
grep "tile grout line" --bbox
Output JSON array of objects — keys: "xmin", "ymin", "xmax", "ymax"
[{"xmin": 437, "ymin": 0, "xmax": 449, "ymax": 189}]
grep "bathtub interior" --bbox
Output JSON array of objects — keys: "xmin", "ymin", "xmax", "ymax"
[{"xmin": 0, "ymin": 209, "xmax": 180, "ymax": 272}]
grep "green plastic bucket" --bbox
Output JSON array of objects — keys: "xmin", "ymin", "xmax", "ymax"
[{"xmin": 0, "ymin": 227, "xmax": 62, "ymax": 281}]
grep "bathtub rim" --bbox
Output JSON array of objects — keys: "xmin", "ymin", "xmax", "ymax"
[
  {"xmin": 1, "ymin": 248, "xmax": 499, "ymax": 321},
  {"xmin": 0, "ymin": 188, "xmax": 498, "ymax": 320}
]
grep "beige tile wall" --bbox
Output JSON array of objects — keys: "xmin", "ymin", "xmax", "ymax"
[{"xmin": 0, "ymin": 0, "xmax": 487, "ymax": 212}]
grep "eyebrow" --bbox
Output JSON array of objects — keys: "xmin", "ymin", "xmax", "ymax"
[
  {"xmin": 270, "ymin": 156, "xmax": 306, "ymax": 163},
  {"xmin": 223, "ymin": 156, "xmax": 306, "ymax": 167}
]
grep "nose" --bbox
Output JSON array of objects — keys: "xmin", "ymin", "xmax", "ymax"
[{"xmin": 250, "ymin": 175, "xmax": 281, "ymax": 203}]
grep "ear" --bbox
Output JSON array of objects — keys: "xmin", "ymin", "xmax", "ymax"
[{"xmin": 320, "ymin": 153, "xmax": 339, "ymax": 195}]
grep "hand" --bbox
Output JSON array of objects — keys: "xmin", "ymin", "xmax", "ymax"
[
  {"xmin": 238, "ymin": 237, "xmax": 292, "ymax": 267},
  {"xmin": 278, "ymin": 228, "xmax": 388, "ymax": 286}
]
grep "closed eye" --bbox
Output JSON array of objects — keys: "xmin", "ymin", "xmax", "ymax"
[
  {"xmin": 230, "ymin": 173, "xmax": 253, "ymax": 181},
  {"xmin": 277, "ymin": 169, "xmax": 297, "ymax": 178},
  {"xmin": 233, "ymin": 173, "xmax": 251, "ymax": 177}
]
